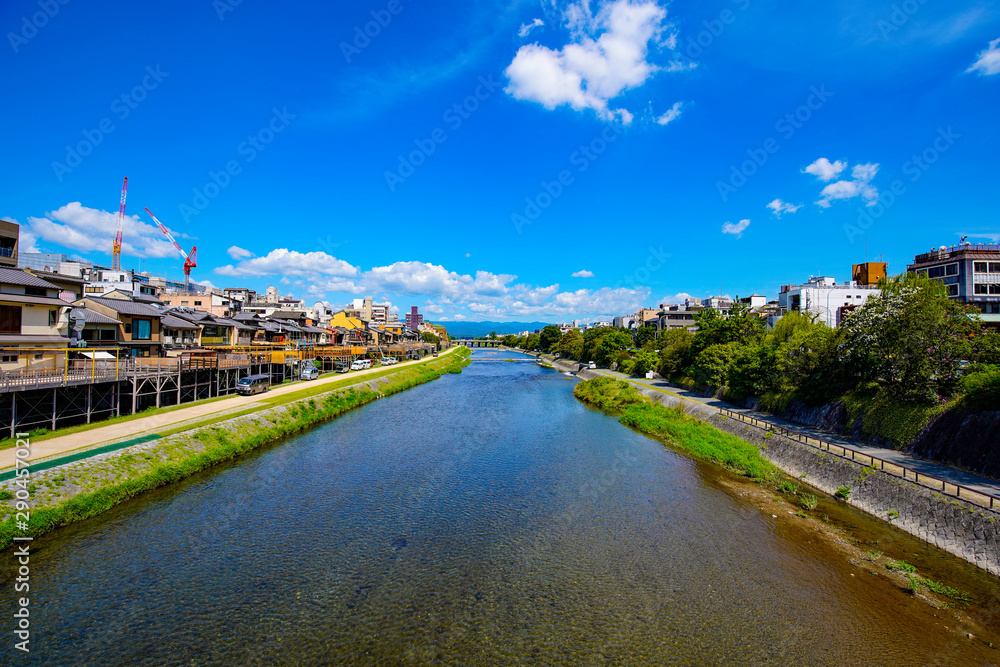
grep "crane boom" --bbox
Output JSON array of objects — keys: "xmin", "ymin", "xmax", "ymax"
[
  {"xmin": 145, "ymin": 208, "xmax": 188, "ymax": 259},
  {"xmin": 145, "ymin": 207, "xmax": 197, "ymax": 290},
  {"xmin": 112, "ymin": 177, "xmax": 128, "ymax": 270}
]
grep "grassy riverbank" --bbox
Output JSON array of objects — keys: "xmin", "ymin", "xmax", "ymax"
[
  {"xmin": 575, "ymin": 377, "xmax": 780, "ymax": 481},
  {"xmin": 0, "ymin": 348, "xmax": 471, "ymax": 550}
]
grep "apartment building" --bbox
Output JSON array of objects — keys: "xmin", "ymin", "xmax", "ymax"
[
  {"xmin": 778, "ymin": 276, "xmax": 880, "ymax": 328},
  {"xmin": 907, "ymin": 243, "xmax": 1000, "ymax": 322}
]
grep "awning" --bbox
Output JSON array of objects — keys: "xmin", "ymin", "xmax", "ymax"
[{"xmin": 80, "ymin": 351, "xmax": 116, "ymax": 359}]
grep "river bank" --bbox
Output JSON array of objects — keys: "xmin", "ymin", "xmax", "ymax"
[
  {"xmin": 572, "ymin": 375, "xmax": 1000, "ymax": 644},
  {"xmin": 0, "ymin": 348, "xmax": 471, "ymax": 550}
]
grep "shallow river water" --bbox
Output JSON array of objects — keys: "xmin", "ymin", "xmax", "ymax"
[{"xmin": 2, "ymin": 350, "xmax": 999, "ymax": 665}]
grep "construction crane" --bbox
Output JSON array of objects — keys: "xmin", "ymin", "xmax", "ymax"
[
  {"xmin": 111, "ymin": 177, "xmax": 128, "ymax": 271},
  {"xmin": 144, "ymin": 208, "xmax": 197, "ymax": 290}
]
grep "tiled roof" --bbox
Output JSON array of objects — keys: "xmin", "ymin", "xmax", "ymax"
[
  {"xmin": 86, "ymin": 297, "xmax": 162, "ymax": 317},
  {"xmin": 79, "ymin": 308, "xmax": 121, "ymax": 325},
  {"xmin": 0, "ymin": 267, "xmax": 60, "ymax": 290},
  {"xmin": 161, "ymin": 314, "xmax": 201, "ymax": 330}
]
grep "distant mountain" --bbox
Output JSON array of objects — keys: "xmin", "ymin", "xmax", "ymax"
[{"xmin": 435, "ymin": 321, "xmax": 552, "ymax": 338}]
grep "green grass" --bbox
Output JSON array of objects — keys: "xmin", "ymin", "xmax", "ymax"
[
  {"xmin": 0, "ymin": 347, "xmax": 471, "ymax": 550},
  {"xmin": 574, "ymin": 377, "xmax": 780, "ymax": 481},
  {"xmin": 835, "ymin": 486, "xmax": 851, "ymax": 501},
  {"xmin": 841, "ymin": 389, "xmax": 952, "ymax": 450}
]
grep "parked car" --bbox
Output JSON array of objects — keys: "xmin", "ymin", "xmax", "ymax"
[
  {"xmin": 236, "ymin": 374, "xmax": 270, "ymax": 395},
  {"xmin": 350, "ymin": 359, "xmax": 373, "ymax": 371},
  {"xmin": 300, "ymin": 366, "xmax": 320, "ymax": 381},
  {"xmin": 587, "ymin": 361, "xmax": 597, "ymax": 369}
]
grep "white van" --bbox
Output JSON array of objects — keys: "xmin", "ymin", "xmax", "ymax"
[
  {"xmin": 350, "ymin": 359, "xmax": 373, "ymax": 371},
  {"xmin": 236, "ymin": 374, "xmax": 270, "ymax": 395}
]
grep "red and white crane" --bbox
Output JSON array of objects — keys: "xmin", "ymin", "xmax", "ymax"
[
  {"xmin": 144, "ymin": 208, "xmax": 197, "ymax": 290},
  {"xmin": 111, "ymin": 177, "xmax": 128, "ymax": 271}
]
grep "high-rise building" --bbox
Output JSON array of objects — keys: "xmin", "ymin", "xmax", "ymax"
[{"xmin": 405, "ymin": 306, "xmax": 423, "ymax": 331}]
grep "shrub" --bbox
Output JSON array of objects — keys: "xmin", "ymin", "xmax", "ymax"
[
  {"xmin": 799, "ymin": 493, "xmax": 818, "ymax": 511},
  {"xmin": 835, "ymin": 486, "xmax": 851, "ymax": 501}
]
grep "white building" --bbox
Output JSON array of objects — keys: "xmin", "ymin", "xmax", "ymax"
[
  {"xmin": 778, "ymin": 276, "xmax": 880, "ymax": 327},
  {"xmin": 266, "ymin": 286, "xmax": 280, "ymax": 304},
  {"xmin": 82, "ymin": 268, "xmax": 159, "ymax": 301}
]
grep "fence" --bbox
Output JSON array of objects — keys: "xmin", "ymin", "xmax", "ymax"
[{"xmin": 720, "ymin": 408, "xmax": 998, "ymax": 511}]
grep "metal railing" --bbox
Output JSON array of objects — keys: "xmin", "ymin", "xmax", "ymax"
[{"xmin": 720, "ymin": 408, "xmax": 998, "ymax": 510}]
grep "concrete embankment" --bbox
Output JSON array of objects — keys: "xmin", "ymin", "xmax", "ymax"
[
  {"xmin": 564, "ymin": 363, "xmax": 1000, "ymax": 577},
  {"xmin": 0, "ymin": 350, "xmax": 471, "ymax": 550}
]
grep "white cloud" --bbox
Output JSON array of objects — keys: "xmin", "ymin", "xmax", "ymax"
[
  {"xmin": 967, "ymin": 38, "xmax": 1000, "ymax": 75},
  {"xmin": 505, "ymin": 0, "xmax": 672, "ymax": 123},
  {"xmin": 571, "ymin": 269, "xmax": 594, "ymax": 277},
  {"xmin": 655, "ymin": 101, "xmax": 683, "ymax": 125},
  {"xmin": 766, "ymin": 199, "xmax": 802, "ymax": 217},
  {"xmin": 215, "ymin": 248, "xmax": 359, "ymax": 279},
  {"xmin": 227, "ymin": 245, "xmax": 253, "ymax": 260},
  {"xmin": 816, "ymin": 162, "xmax": 879, "ymax": 208},
  {"xmin": 722, "ymin": 219, "xmax": 750, "ymax": 237},
  {"xmin": 424, "ymin": 303, "xmax": 445, "ymax": 315},
  {"xmin": 22, "ymin": 202, "xmax": 183, "ymax": 260},
  {"xmin": 518, "ymin": 18, "xmax": 544, "ymax": 37},
  {"xmin": 802, "ymin": 158, "xmax": 846, "ymax": 182}
]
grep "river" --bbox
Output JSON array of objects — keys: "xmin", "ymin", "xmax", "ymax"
[{"xmin": 2, "ymin": 349, "xmax": 998, "ymax": 665}]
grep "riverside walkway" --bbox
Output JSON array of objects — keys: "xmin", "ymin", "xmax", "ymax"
[
  {"xmin": 574, "ymin": 363, "xmax": 1000, "ymax": 503},
  {"xmin": 1, "ymin": 346, "xmax": 460, "ymax": 472}
]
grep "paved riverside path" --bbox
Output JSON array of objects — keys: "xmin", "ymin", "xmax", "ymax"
[
  {"xmin": 581, "ymin": 365, "xmax": 1000, "ymax": 501},
  {"xmin": 2, "ymin": 346, "xmax": 460, "ymax": 472}
]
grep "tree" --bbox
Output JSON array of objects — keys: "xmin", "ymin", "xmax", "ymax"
[
  {"xmin": 488, "ymin": 331, "xmax": 498, "ymax": 340},
  {"xmin": 838, "ymin": 274, "xmax": 979, "ymax": 402},
  {"xmin": 692, "ymin": 343, "xmax": 739, "ymax": 388},
  {"xmin": 501, "ymin": 334, "xmax": 519, "ymax": 347},
  {"xmin": 632, "ymin": 349, "xmax": 659, "ymax": 377},
  {"xmin": 657, "ymin": 329, "xmax": 694, "ymax": 379},
  {"xmin": 634, "ymin": 324, "xmax": 658, "ymax": 348},
  {"xmin": 594, "ymin": 329, "xmax": 633, "ymax": 367},
  {"xmin": 539, "ymin": 325, "xmax": 563, "ymax": 352},
  {"xmin": 421, "ymin": 332, "xmax": 440, "ymax": 345},
  {"xmin": 728, "ymin": 340, "xmax": 778, "ymax": 399},
  {"xmin": 522, "ymin": 333, "xmax": 541, "ymax": 350},
  {"xmin": 558, "ymin": 329, "xmax": 584, "ymax": 360}
]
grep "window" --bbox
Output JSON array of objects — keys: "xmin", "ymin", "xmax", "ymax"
[
  {"xmin": 976, "ymin": 284, "xmax": 989, "ymax": 295},
  {"xmin": 945, "ymin": 263, "xmax": 958, "ymax": 276},
  {"xmin": 947, "ymin": 284, "xmax": 959, "ymax": 297},
  {"xmin": 927, "ymin": 266, "xmax": 945, "ymax": 278},
  {"xmin": 48, "ymin": 310, "xmax": 57, "ymax": 326},
  {"xmin": 0, "ymin": 305, "xmax": 21, "ymax": 334},
  {"xmin": 132, "ymin": 318, "xmax": 151, "ymax": 340},
  {"xmin": 181, "ymin": 301, "xmax": 189, "ymax": 306},
  {"xmin": 0, "ymin": 355, "xmax": 18, "ymax": 363},
  {"xmin": 992, "ymin": 285, "xmax": 1000, "ymax": 295},
  {"xmin": 124, "ymin": 322, "xmax": 131, "ymax": 334},
  {"xmin": 975, "ymin": 262, "xmax": 988, "ymax": 273},
  {"xmin": 85, "ymin": 286, "xmax": 104, "ymax": 294},
  {"xmin": 194, "ymin": 301, "xmax": 202, "ymax": 306},
  {"xmin": 100, "ymin": 329, "xmax": 116, "ymax": 341},
  {"xmin": 914, "ymin": 268, "xmax": 927, "ymax": 276},
  {"xmin": 25, "ymin": 287, "xmax": 47, "ymax": 297},
  {"xmin": 992, "ymin": 263, "xmax": 1000, "ymax": 273}
]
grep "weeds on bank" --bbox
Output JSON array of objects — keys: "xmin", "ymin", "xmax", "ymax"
[{"xmin": 574, "ymin": 377, "xmax": 780, "ymax": 482}]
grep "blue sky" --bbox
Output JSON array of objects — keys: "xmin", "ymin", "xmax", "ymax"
[{"xmin": 2, "ymin": 0, "xmax": 998, "ymax": 322}]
